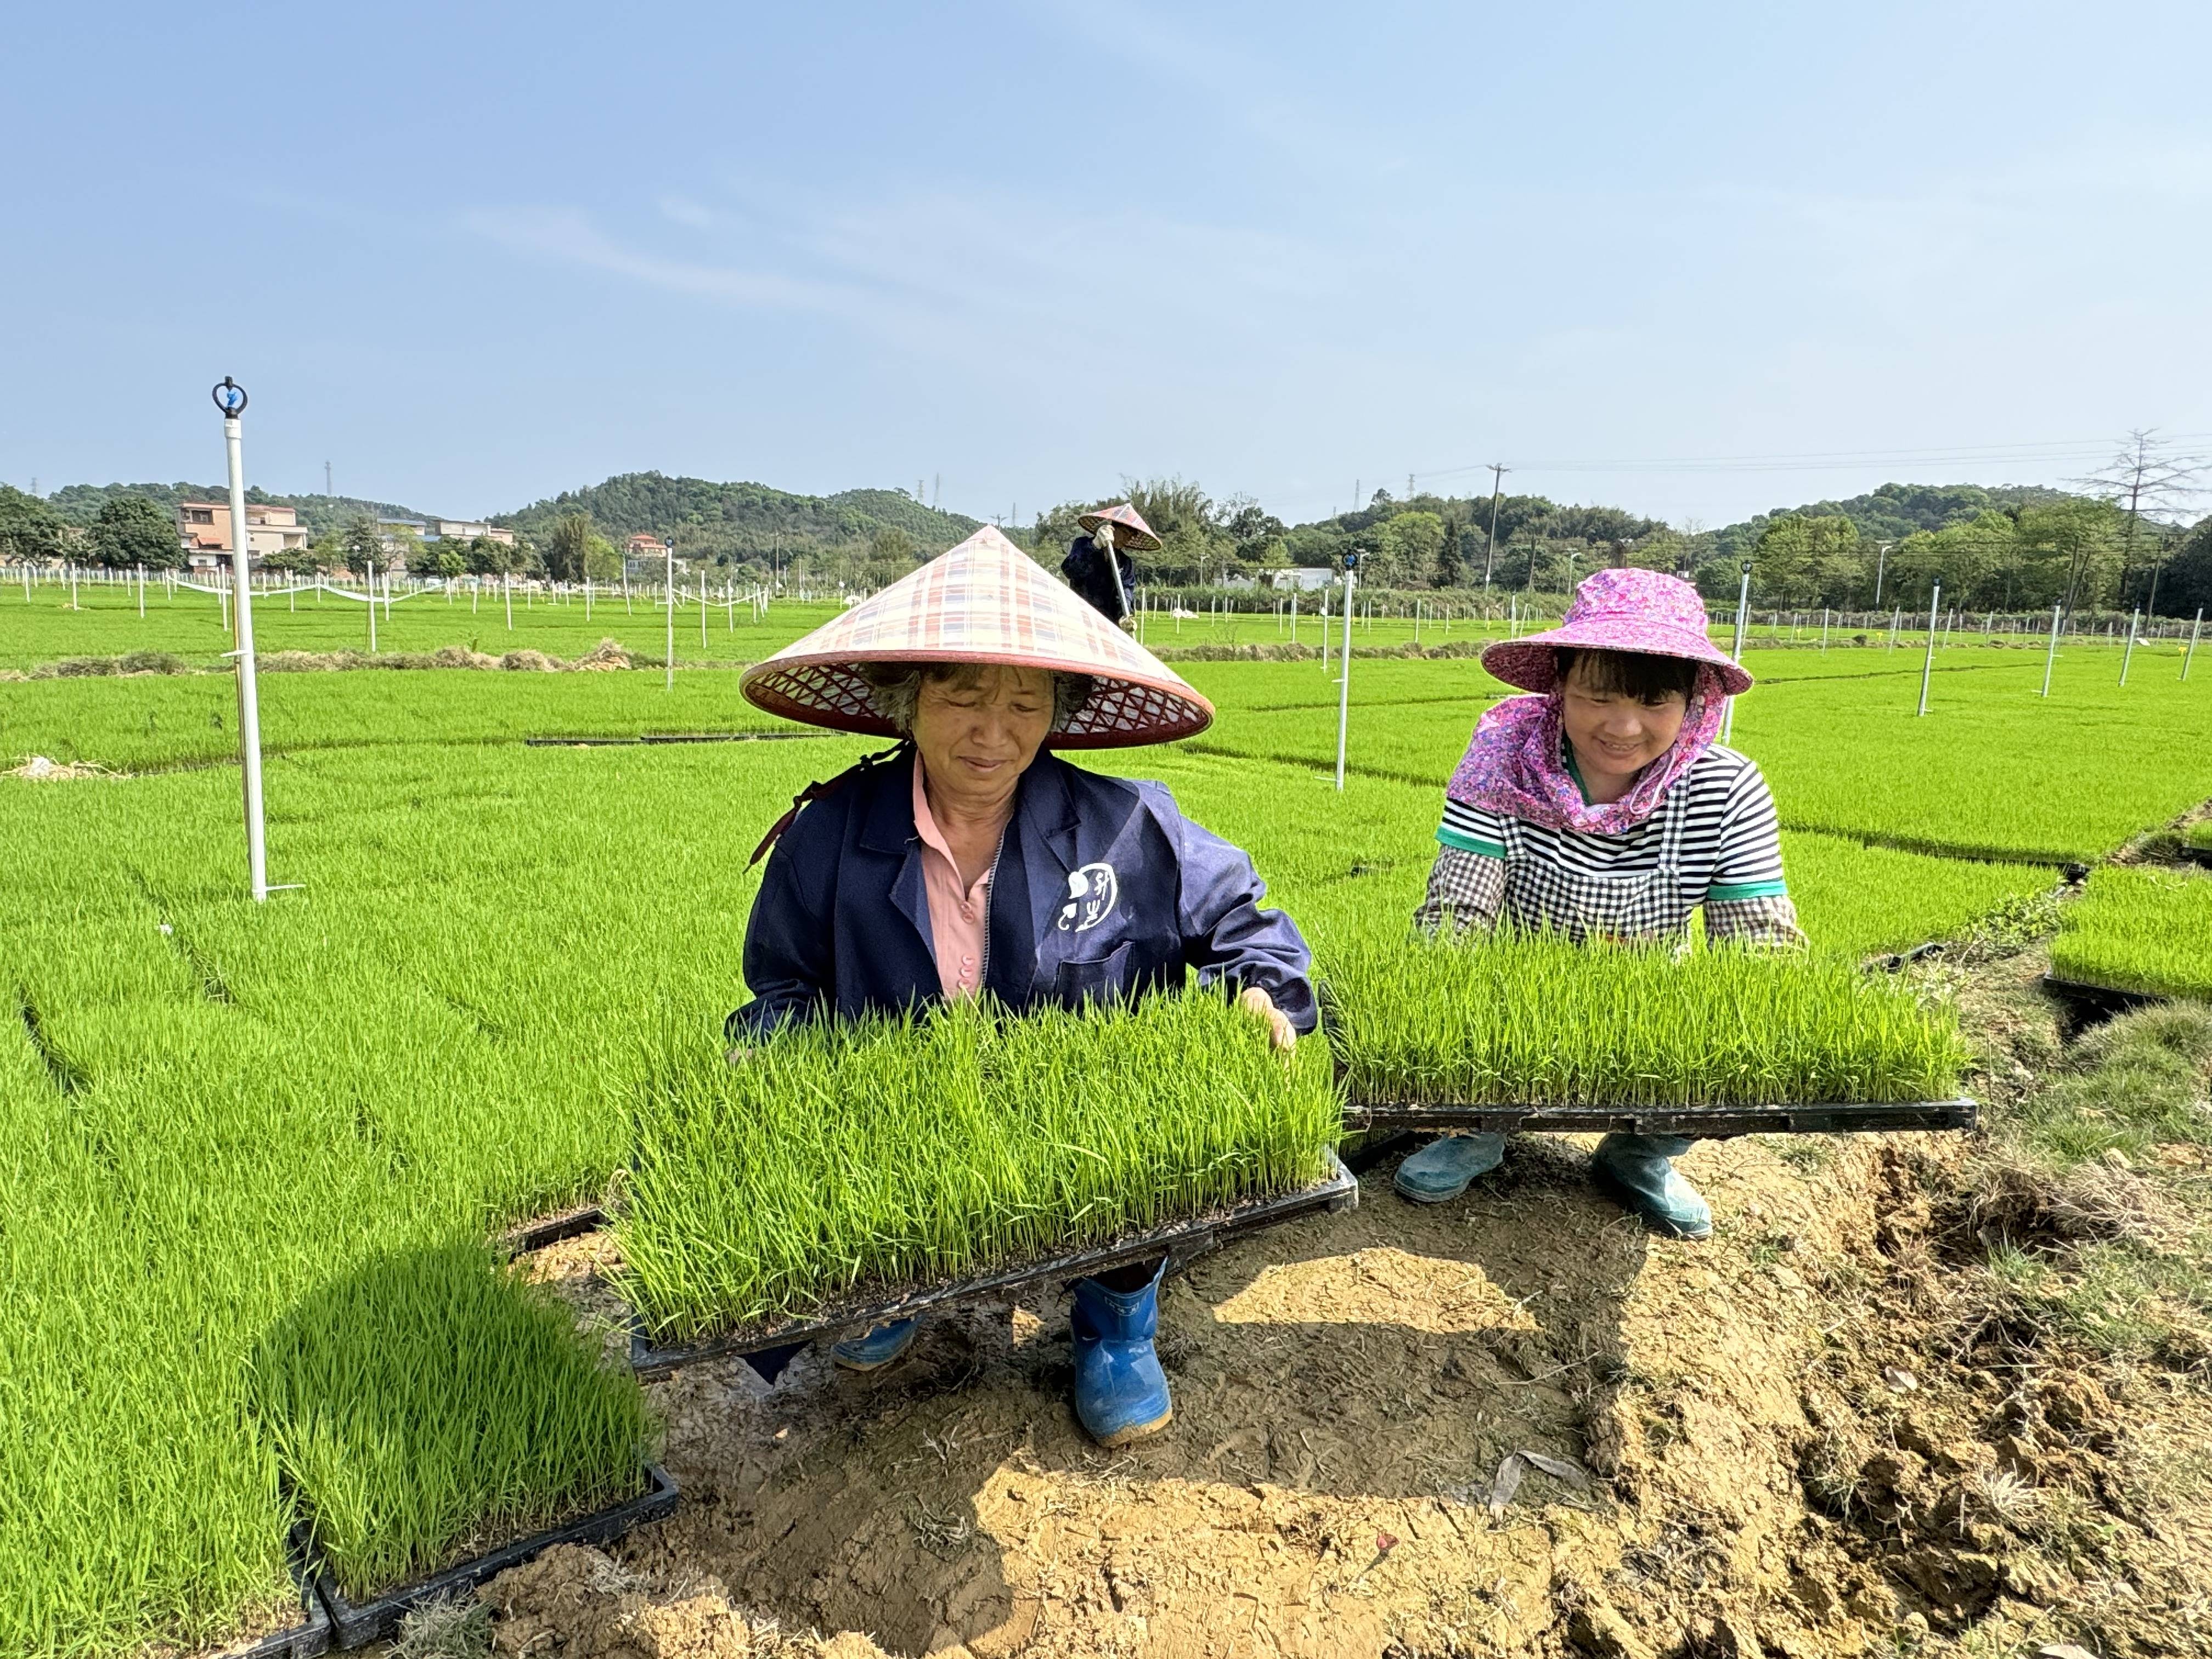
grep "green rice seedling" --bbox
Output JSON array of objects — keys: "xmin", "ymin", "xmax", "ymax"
[
  {"xmin": 251, "ymin": 1240, "xmax": 651, "ymax": 1603},
  {"xmin": 1322, "ymin": 916, "xmax": 1968, "ymax": 1108},
  {"xmin": 2185, "ymin": 820, "xmax": 2212, "ymax": 853},
  {"xmin": 2049, "ymin": 865, "xmax": 2212, "ymax": 1000},
  {"xmin": 618, "ymin": 992, "xmax": 1340, "ymax": 1340}
]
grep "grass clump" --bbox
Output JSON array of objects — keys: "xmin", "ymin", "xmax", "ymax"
[
  {"xmin": 252, "ymin": 1242, "xmax": 651, "ymax": 1603},
  {"xmin": 1323, "ymin": 923, "xmax": 1968, "ymax": 1107},
  {"xmin": 619, "ymin": 993, "xmax": 1339, "ymax": 1340},
  {"xmin": 2187, "ymin": 820, "xmax": 2212, "ymax": 853},
  {"xmin": 2049, "ymin": 865, "xmax": 2212, "ymax": 1000}
]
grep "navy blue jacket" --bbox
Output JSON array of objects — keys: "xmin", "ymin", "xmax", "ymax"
[{"xmin": 729, "ymin": 747, "xmax": 1316, "ymax": 1038}]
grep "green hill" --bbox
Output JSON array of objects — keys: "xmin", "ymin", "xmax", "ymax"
[
  {"xmin": 495, "ymin": 472, "xmax": 984, "ymax": 565},
  {"xmin": 1705, "ymin": 482, "xmax": 2077, "ymax": 562},
  {"xmin": 44, "ymin": 483, "xmax": 434, "ymax": 538}
]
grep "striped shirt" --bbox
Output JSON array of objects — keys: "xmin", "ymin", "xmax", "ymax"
[{"xmin": 1437, "ymin": 743, "xmax": 1790, "ymax": 904}]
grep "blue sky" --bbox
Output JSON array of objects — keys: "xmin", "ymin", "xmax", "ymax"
[{"xmin": 6, "ymin": 1, "xmax": 2208, "ymax": 528}]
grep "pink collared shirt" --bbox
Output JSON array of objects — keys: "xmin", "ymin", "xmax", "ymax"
[{"xmin": 912, "ymin": 761, "xmax": 997, "ymax": 1000}]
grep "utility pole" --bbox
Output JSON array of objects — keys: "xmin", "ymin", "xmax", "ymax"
[
  {"xmin": 324, "ymin": 459, "xmax": 332, "ymax": 499},
  {"xmin": 1481, "ymin": 464, "xmax": 1509, "ymax": 589},
  {"xmin": 1872, "ymin": 541, "xmax": 1891, "ymax": 608}
]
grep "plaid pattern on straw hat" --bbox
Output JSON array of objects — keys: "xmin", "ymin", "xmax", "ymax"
[
  {"xmin": 1075, "ymin": 503, "xmax": 1163, "ymax": 551},
  {"xmin": 741, "ymin": 526, "xmax": 1214, "ymax": 747},
  {"xmin": 1480, "ymin": 568, "xmax": 1753, "ymax": 697}
]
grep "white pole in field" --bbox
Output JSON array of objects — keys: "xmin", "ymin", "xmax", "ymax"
[
  {"xmin": 1889, "ymin": 606, "xmax": 1900, "ymax": 650},
  {"xmin": 1319, "ymin": 583, "xmax": 1330, "ymax": 673},
  {"xmin": 700, "ymin": 572, "xmax": 708, "ymax": 648},
  {"xmin": 2184, "ymin": 608, "xmax": 2203, "ymax": 682},
  {"xmin": 1820, "ymin": 607, "xmax": 1829, "ymax": 650},
  {"xmin": 1721, "ymin": 561, "xmax": 1751, "ymax": 743},
  {"xmin": 584, "ymin": 575, "xmax": 592, "ymax": 621},
  {"xmin": 2119, "ymin": 607, "xmax": 2141, "ymax": 685},
  {"xmin": 1334, "ymin": 558, "xmax": 1358, "ymax": 791},
  {"xmin": 1917, "ymin": 583, "xmax": 1941, "ymax": 716},
  {"xmin": 2041, "ymin": 603, "xmax": 2062, "ymax": 697},
  {"xmin": 664, "ymin": 537, "xmax": 675, "ymax": 692},
  {"xmin": 136, "ymin": 565, "xmax": 145, "ymax": 618},
  {"xmin": 211, "ymin": 380, "xmax": 269, "ymax": 902}
]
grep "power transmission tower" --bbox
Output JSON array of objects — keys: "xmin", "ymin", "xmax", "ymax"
[
  {"xmin": 2074, "ymin": 430, "xmax": 2207, "ymax": 613},
  {"xmin": 1481, "ymin": 464, "xmax": 1510, "ymax": 588}
]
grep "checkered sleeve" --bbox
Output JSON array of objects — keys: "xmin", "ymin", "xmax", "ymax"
[
  {"xmin": 1705, "ymin": 893, "xmax": 1807, "ymax": 950},
  {"xmin": 1412, "ymin": 845, "xmax": 1505, "ymax": 939}
]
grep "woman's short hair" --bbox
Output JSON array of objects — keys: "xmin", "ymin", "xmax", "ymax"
[
  {"xmin": 1556, "ymin": 647, "xmax": 1699, "ymax": 704},
  {"xmin": 856, "ymin": 661, "xmax": 1095, "ymax": 735}
]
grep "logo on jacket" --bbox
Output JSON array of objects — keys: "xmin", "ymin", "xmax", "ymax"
[{"xmin": 1056, "ymin": 862, "xmax": 1119, "ymax": 933}]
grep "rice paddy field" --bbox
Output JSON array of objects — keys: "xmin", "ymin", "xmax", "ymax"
[{"xmin": 2, "ymin": 575, "xmax": 2208, "ymax": 1658}]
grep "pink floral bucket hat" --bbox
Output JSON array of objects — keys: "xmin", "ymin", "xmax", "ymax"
[{"xmin": 1479, "ymin": 568, "xmax": 1752, "ymax": 697}]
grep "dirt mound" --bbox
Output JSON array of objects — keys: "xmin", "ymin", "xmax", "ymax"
[{"xmin": 480, "ymin": 1543, "xmax": 844, "ymax": 1659}]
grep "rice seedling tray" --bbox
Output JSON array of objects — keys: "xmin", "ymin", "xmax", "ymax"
[
  {"xmin": 627, "ymin": 1152, "xmax": 1359, "ymax": 1379},
  {"xmin": 2040, "ymin": 974, "xmax": 2165, "ymax": 1028},
  {"xmin": 307, "ymin": 1464, "xmax": 678, "ymax": 1648},
  {"xmin": 500, "ymin": 1203, "xmax": 608, "ymax": 1253},
  {"xmin": 1341, "ymin": 1098, "xmax": 1979, "ymax": 1138},
  {"xmin": 221, "ymin": 1527, "xmax": 332, "ymax": 1659}
]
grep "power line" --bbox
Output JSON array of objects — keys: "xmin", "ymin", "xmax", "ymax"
[{"xmin": 1411, "ymin": 432, "xmax": 2212, "ymax": 483}]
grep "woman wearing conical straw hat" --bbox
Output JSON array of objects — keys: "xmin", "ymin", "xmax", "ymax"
[
  {"xmin": 1060, "ymin": 501, "xmax": 1161, "ymax": 629},
  {"xmin": 727, "ymin": 525, "xmax": 1316, "ymax": 1447},
  {"xmin": 1395, "ymin": 569, "xmax": 1804, "ymax": 1237}
]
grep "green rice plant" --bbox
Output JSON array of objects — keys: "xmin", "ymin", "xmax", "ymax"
[
  {"xmin": 618, "ymin": 993, "xmax": 1340, "ymax": 1340},
  {"xmin": 1322, "ymin": 918, "xmax": 1968, "ymax": 1108},
  {"xmin": 2185, "ymin": 820, "xmax": 2212, "ymax": 853},
  {"xmin": 2049, "ymin": 865, "xmax": 2212, "ymax": 1000},
  {"xmin": 250, "ymin": 1242, "xmax": 651, "ymax": 1603}
]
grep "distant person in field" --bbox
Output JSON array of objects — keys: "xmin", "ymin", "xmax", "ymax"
[
  {"xmin": 1399, "ymin": 567, "xmax": 1803, "ymax": 1237},
  {"xmin": 726, "ymin": 525, "xmax": 1315, "ymax": 1447},
  {"xmin": 1059, "ymin": 501, "xmax": 1156, "ymax": 628}
]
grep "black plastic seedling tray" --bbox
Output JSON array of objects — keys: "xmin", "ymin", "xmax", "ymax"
[
  {"xmin": 308, "ymin": 1464, "xmax": 678, "ymax": 1649},
  {"xmin": 223, "ymin": 1533, "xmax": 332, "ymax": 1659},
  {"xmin": 627, "ymin": 1152, "xmax": 1360, "ymax": 1379},
  {"xmin": 2042, "ymin": 973, "xmax": 2165, "ymax": 1031},
  {"xmin": 1340, "ymin": 1098, "xmax": 1979, "ymax": 1138},
  {"xmin": 501, "ymin": 1203, "xmax": 608, "ymax": 1254}
]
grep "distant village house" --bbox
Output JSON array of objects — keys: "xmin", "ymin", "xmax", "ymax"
[{"xmin": 177, "ymin": 500, "xmax": 309, "ymax": 573}]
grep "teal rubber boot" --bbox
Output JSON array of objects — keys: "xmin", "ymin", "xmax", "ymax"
[
  {"xmin": 1394, "ymin": 1132, "xmax": 1506, "ymax": 1203},
  {"xmin": 1592, "ymin": 1134, "xmax": 1711, "ymax": 1239},
  {"xmin": 1070, "ymin": 1262, "xmax": 1173, "ymax": 1447},
  {"xmin": 831, "ymin": 1317, "xmax": 919, "ymax": 1371}
]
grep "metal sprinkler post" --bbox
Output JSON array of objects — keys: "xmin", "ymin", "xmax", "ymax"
[
  {"xmin": 1917, "ymin": 584, "xmax": 1941, "ymax": 716},
  {"xmin": 1720, "ymin": 562, "xmax": 1751, "ymax": 744},
  {"xmin": 664, "ymin": 537, "xmax": 675, "ymax": 692},
  {"xmin": 213, "ymin": 379, "xmax": 272, "ymax": 901},
  {"xmin": 1334, "ymin": 553, "xmax": 1359, "ymax": 791}
]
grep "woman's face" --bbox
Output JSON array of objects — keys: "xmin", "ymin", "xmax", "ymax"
[
  {"xmin": 911, "ymin": 665, "xmax": 1056, "ymax": 808},
  {"xmin": 1559, "ymin": 656, "xmax": 1689, "ymax": 782}
]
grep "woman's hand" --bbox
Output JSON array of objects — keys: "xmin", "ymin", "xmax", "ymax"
[{"xmin": 1237, "ymin": 985, "xmax": 1299, "ymax": 1053}]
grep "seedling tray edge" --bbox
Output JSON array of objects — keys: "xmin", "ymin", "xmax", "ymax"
[
  {"xmin": 308, "ymin": 1464, "xmax": 678, "ymax": 1648},
  {"xmin": 629, "ymin": 1151, "xmax": 1358, "ymax": 1378},
  {"xmin": 1341, "ymin": 1098, "xmax": 1979, "ymax": 1137}
]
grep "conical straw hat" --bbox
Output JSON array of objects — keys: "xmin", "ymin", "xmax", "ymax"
[
  {"xmin": 1076, "ymin": 502, "xmax": 1163, "ymax": 551},
  {"xmin": 740, "ymin": 526, "xmax": 1214, "ymax": 747}
]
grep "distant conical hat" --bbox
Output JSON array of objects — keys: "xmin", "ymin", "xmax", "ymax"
[
  {"xmin": 741, "ymin": 526, "xmax": 1212, "ymax": 747},
  {"xmin": 1075, "ymin": 502, "xmax": 1163, "ymax": 552}
]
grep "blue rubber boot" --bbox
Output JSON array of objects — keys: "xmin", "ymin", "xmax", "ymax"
[
  {"xmin": 1393, "ymin": 1132, "xmax": 1507, "ymax": 1203},
  {"xmin": 1592, "ymin": 1134, "xmax": 1711, "ymax": 1239},
  {"xmin": 1070, "ymin": 1262, "xmax": 1173, "ymax": 1447},
  {"xmin": 831, "ymin": 1317, "xmax": 919, "ymax": 1371}
]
